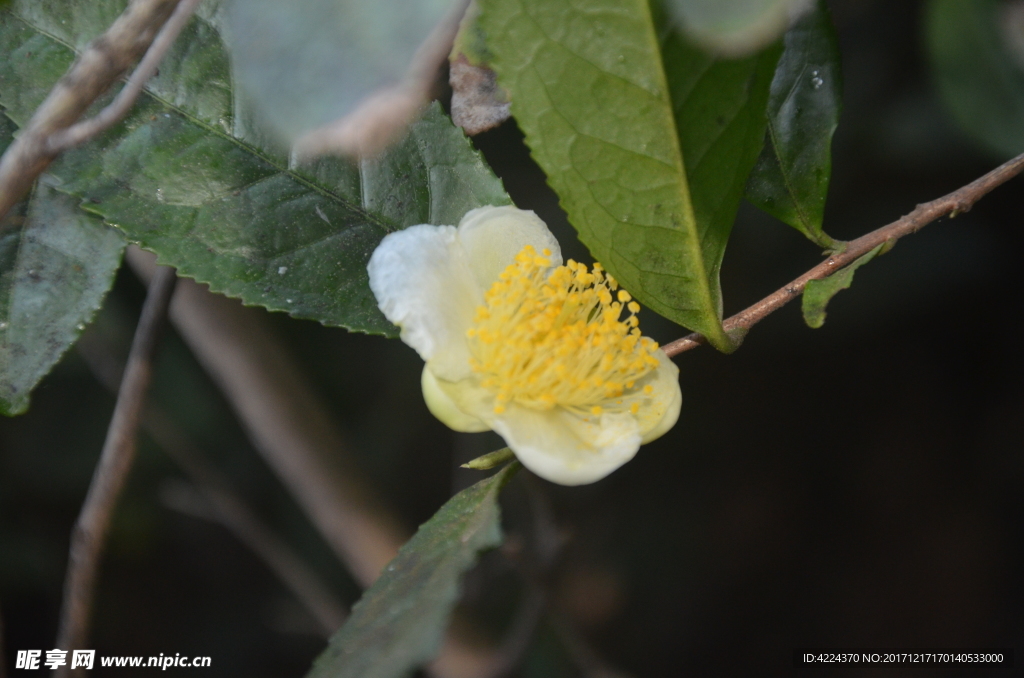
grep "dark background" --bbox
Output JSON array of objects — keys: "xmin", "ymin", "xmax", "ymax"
[{"xmin": 2, "ymin": 0, "xmax": 1022, "ymax": 675}]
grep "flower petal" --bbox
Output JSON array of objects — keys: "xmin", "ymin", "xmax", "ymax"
[
  {"xmin": 367, "ymin": 224, "xmax": 480, "ymax": 381},
  {"xmin": 457, "ymin": 206, "xmax": 562, "ymax": 290},
  {"xmin": 490, "ymin": 405, "xmax": 643, "ymax": 485},
  {"xmin": 421, "ymin": 366, "xmax": 490, "ymax": 432},
  {"xmin": 620, "ymin": 349, "xmax": 683, "ymax": 444}
]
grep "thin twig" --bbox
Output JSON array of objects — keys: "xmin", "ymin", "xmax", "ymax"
[
  {"xmin": 0, "ymin": 0, "xmax": 183, "ymax": 222},
  {"xmin": 549, "ymin": 613, "xmax": 633, "ymax": 678},
  {"xmin": 483, "ymin": 586, "xmax": 546, "ymax": 678},
  {"xmin": 663, "ymin": 151, "xmax": 1024, "ymax": 357},
  {"xmin": 478, "ymin": 474, "xmax": 566, "ymax": 678},
  {"xmin": 291, "ymin": 0, "xmax": 470, "ymax": 158},
  {"xmin": 45, "ymin": 0, "xmax": 203, "ymax": 154},
  {"xmin": 123, "ymin": 249, "xmax": 500, "ymax": 677},
  {"xmin": 124, "ymin": 248, "xmax": 405, "ymax": 587},
  {"xmin": 53, "ymin": 266, "xmax": 176, "ymax": 678},
  {"xmin": 75, "ymin": 335, "xmax": 347, "ymax": 638},
  {"xmin": 161, "ymin": 481, "xmax": 347, "ymax": 636}
]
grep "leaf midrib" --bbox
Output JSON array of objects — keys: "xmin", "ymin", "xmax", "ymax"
[
  {"xmin": 513, "ymin": 0, "xmax": 720, "ymax": 323},
  {"xmin": 4, "ymin": 9, "xmax": 396, "ymax": 235}
]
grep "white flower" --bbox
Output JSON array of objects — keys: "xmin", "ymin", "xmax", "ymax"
[{"xmin": 367, "ymin": 205, "xmax": 681, "ymax": 485}]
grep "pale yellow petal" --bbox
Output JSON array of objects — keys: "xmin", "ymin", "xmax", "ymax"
[
  {"xmin": 489, "ymin": 405, "xmax": 642, "ymax": 486},
  {"xmin": 617, "ymin": 349, "xmax": 682, "ymax": 444},
  {"xmin": 367, "ymin": 224, "xmax": 480, "ymax": 381},
  {"xmin": 421, "ymin": 366, "xmax": 490, "ymax": 433},
  {"xmin": 457, "ymin": 205, "xmax": 562, "ymax": 289}
]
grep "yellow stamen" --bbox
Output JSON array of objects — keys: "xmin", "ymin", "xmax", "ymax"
[{"xmin": 468, "ymin": 245, "xmax": 659, "ymax": 415}]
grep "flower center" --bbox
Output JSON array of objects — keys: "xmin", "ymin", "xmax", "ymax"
[{"xmin": 466, "ymin": 245, "xmax": 660, "ymax": 415}]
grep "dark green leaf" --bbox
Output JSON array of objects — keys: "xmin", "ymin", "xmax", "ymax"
[
  {"xmin": 660, "ymin": 13, "xmax": 782, "ymax": 329},
  {"xmin": 0, "ymin": 3, "xmax": 510, "ymax": 336},
  {"xmin": 665, "ymin": 0, "xmax": 808, "ymax": 56},
  {"xmin": 307, "ymin": 463, "xmax": 519, "ymax": 678},
  {"xmin": 926, "ymin": 0, "xmax": 1024, "ymax": 158},
  {"xmin": 451, "ymin": 0, "xmax": 492, "ymax": 66},
  {"xmin": 0, "ymin": 117, "xmax": 125, "ymax": 415},
  {"xmin": 745, "ymin": 0, "xmax": 841, "ymax": 249},
  {"xmin": 801, "ymin": 243, "xmax": 883, "ymax": 329},
  {"xmin": 480, "ymin": 0, "xmax": 777, "ymax": 351}
]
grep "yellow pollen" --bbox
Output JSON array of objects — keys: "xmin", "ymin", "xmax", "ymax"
[{"xmin": 468, "ymin": 244, "xmax": 659, "ymax": 415}]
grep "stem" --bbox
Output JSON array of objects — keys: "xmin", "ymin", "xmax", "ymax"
[
  {"xmin": 53, "ymin": 266, "xmax": 176, "ymax": 677},
  {"xmin": 0, "ymin": 0, "xmax": 184, "ymax": 222},
  {"xmin": 45, "ymin": 0, "xmax": 204, "ymax": 154},
  {"xmin": 124, "ymin": 249, "xmax": 502, "ymax": 677},
  {"xmin": 75, "ymin": 335, "xmax": 347, "ymax": 638},
  {"xmin": 161, "ymin": 481, "xmax": 346, "ymax": 636},
  {"xmin": 663, "ymin": 151, "xmax": 1024, "ymax": 357}
]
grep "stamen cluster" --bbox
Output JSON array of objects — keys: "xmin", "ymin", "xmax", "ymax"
[{"xmin": 467, "ymin": 245, "xmax": 660, "ymax": 416}]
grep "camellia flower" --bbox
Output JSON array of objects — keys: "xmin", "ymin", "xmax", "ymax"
[{"xmin": 367, "ymin": 205, "xmax": 681, "ymax": 485}]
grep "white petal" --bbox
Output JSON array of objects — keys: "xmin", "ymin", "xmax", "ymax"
[
  {"xmin": 621, "ymin": 349, "xmax": 682, "ymax": 444},
  {"xmin": 490, "ymin": 405, "xmax": 642, "ymax": 486},
  {"xmin": 367, "ymin": 224, "xmax": 480, "ymax": 381},
  {"xmin": 457, "ymin": 206, "xmax": 562, "ymax": 289},
  {"xmin": 421, "ymin": 366, "xmax": 490, "ymax": 433}
]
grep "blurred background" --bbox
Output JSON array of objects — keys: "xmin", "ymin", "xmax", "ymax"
[{"xmin": 2, "ymin": 0, "xmax": 1022, "ymax": 675}]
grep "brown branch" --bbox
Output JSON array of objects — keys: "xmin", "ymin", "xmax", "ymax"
[
  {"xmin": 124, "ymin": 248, "xmax": 406, "ymax": 587},
  {"xmin": 75, "ymin": 334, "xmax": 347, "ymax": 638},
  {"xmin": 53, "ymin": 266, "xmax": 177, "ymax": 678},
  {"xmin": 45, "ymin": 0, "xmax": 203, "ymax": 154},
  {"xmin": 663, "ymin": 151, "xmax": 1024, "ymax": 357},
  {"xmin": 291, "ymin": 0, "xmax": 470, "ymax": 158},
  {"xmin": 0, "ymin": 0, "xmax": 183, "ymax": 222},
  {"xmin": 549, "ymin": 613, "xmax": 633, "ymax": 678},
  {"xmin": 483, "ymin": 586, "xmax": 546, "ymax": 678},
  {"xmin": 161, "ymin": 481, "xmax": 347, "ymax": 636},
  {"xmin": 122, "ymin": 249, "xmax": 499, "ymax": 677}
]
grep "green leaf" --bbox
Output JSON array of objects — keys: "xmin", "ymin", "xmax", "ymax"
[
  {"xmin": 0, "ymin": 3, "xmax": 510, "ymax": 336},
  {"xmin": 451, "ymin": 0, "xmax": 492, "ymax": 66},
  {"xmin": 660, "ymin": 12, "xmax": 783, "ymax": 329},
  {"xmin": 0, "ymin": 115, "xmax": 125, "ymax": 415},
  {"xmin": 307, "ymin": 462, "xmax": 519, "ymax": 678},
  {"xmin": 745, "ymin": 0, "xmax": 841, "ymax": 250},
  {"xmin": 926, "ymin": 0, "xmax": 1024, "ymax": 158},
  {"xmin": 480, "ymin": 0, "xmax": 778, "ymax": 351},
  {"xmin": 801, "ymin": 243, "xmax": 884, "ymax": 329},
  {"xmin": 665, "ymin": 0, "xmax": 809, "ymax": 56}
]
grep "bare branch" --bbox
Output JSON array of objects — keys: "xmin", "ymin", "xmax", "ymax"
[
  {"xmin": 76, "ymin": 335, "xmax": 347, "ymax": 638},
  {"xmin": 122, "ymin": 248, "xmax": 498, "ymax": 676},
  {"xmin": 291, "ymin": 0, "xmax": 470, "ymax": 159},
  {"xmin": 54, "ymin": 266, "xmax": 177, "ymax": 678},
  {"xmin": 549, "ymin": 613, "xmax": 633, "ymax": 678},
  {"xmin": 483, "ymin": 586, "xmax": 546, "ymax": 678},
  {"xmin": 124, "ymin": 248, "xmax": 406, "ymax": 587},
  {"xmin": 663, "ymin": 151, "xmax": 1024, "ymax": 357},
  {"xmin": 162, "ymin": 481, "xmax": 347, "ymax": 636},
  {"xmin": 45, "ymin": 0, "xmax": 203, "ymax": 154},
  {"xmin": 0, "ymin": 0, "xmax": 183, "ymax": 222}
]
